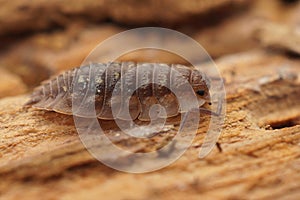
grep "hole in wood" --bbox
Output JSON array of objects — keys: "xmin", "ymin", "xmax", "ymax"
[
  {"xmin": 280, "ymin": 0, "xmax": 299, "ymax": 5},
  {"xmin": 268, "ymin": 117, "xmax": 300, "ymax": 129}
]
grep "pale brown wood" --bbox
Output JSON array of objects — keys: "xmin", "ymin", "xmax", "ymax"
[{"xmin": 256, "ymin": 21, "xmax": 300, "ymax": 55}]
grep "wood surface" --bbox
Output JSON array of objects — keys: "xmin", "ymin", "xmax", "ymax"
[{"xmin": 0, "ymin": 50, "xmax": 299, "ymax": 200}]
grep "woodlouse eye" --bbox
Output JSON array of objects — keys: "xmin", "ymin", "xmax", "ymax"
[{"xmin": 196, "ymin": 90, "xmax": 205, "ymax": 96}]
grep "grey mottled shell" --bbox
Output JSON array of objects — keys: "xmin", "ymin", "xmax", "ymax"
[{"xmin": 26, "ymin": 62, "xmax": 210, "ymax": 121}]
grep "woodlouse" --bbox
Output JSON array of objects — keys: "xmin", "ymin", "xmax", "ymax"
[{"xmin": 26, "ymin": 62, "xmax": 213, "ymax": 121}]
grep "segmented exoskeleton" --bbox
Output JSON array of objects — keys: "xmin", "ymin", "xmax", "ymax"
[{"xmin": 26, "ymin": 62, "xmax": 212, "ymax": 121}]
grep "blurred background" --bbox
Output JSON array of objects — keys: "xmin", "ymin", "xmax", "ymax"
[
  {"xmin": 0, "ymin": 0, "xmax": 299, "ymax": 96},
  {"xmin": 0, "ymin": 1, "xmax": 300, "ymax": 200}
]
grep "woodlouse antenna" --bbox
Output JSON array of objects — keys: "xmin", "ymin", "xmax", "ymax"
[{"xmin": 179, "ymin": 106, "xmax": 221, "ymax": 132}]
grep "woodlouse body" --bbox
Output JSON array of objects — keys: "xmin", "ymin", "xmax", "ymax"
[{"xmin": 26, "ymin": 62, "xmax": 211, "ymax": 121}]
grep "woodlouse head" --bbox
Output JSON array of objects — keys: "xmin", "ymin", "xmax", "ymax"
[{"xmin": 190, "ymin": 69, "xmax": 211, "ymax": 106}]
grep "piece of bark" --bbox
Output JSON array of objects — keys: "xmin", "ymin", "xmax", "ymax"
[
  {"xmin": 255, "ymin": 21, "xmax": 300, "ymax": 55},
  {"xmin": 194, "ymin": 0, "xmax": 300, "ymax": 58},
  {"xmin": 0, "ymin": 0, "xmax": 246, "ymax": 36},
  {"xmin": 251, "ymin": 0, "xmax": 300, "ymax": 26},
  {"xmin": 193, "ymin": 14, "xmax": 259, "ymax": 58},
  {"xmin": 0, "ymin": 68, "xmax": 27, "ymax": 98},
  {"xmin": 0, "ymin": 50, "xmax": 299, "ymax": 199}
]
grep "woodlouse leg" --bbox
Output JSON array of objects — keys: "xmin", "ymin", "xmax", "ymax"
[
  {"xmin": 179, "ymin": 104, "xmax": 222, "ymax": 132},
  {"xmin": 199, "ymin": 107, "xmax": 220, "ymax": 116},
  {"xmin": 179, "ymin": 112, "xmax": 190, "ymax": 132}
]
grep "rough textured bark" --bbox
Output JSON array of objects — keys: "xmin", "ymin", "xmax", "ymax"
[
  {"xmin": 255, "ymin": 21, "xmax": 300, "ymax": 55},
  {"xmin": 0, "ymin": 50, "xmax": 299, "ymax": 200},
  {"xmin": 0, "ymin": 68, "xmax": 27, "ymax": 97}
]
